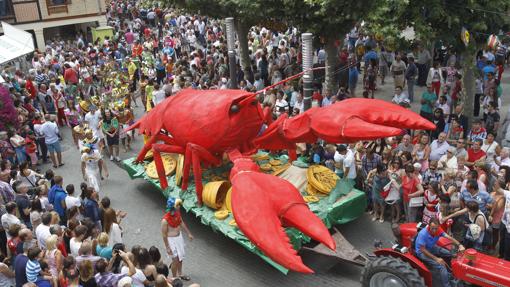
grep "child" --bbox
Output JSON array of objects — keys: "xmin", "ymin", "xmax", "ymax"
[
  {"xmin": 25, "ymin": 131, "xmax": 38, "ymax": 167},
  {"xmin": 26, "ymin": 247, "xmax": 53, "ymax": 285},
  {"xmin": 37, "ymin": 260, "xmax": 57, "ymax": 287}
]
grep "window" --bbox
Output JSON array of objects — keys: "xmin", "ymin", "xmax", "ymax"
[
  {"xmin": 46, "ymin": 0, "xmax": 70, "ymax": 14},
  {"xmin": 50, "ymin": 0, "xmax": 66, "ymax": 4},
  {"xmin": 0, "ymin": 0, "xmax": 14, "ymax": 18}
]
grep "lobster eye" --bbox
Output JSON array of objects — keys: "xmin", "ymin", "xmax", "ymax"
[{"xmin": 230, "ymin": 104, "xmax": 240, "ymax": 113}]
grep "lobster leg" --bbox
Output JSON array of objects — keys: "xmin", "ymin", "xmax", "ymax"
[
  {"xmin": 180, "ymin": 143, "xmax": 221, "ymax": 206},
  {"xmin": 152, "ymin": 144, "xmax": 185, "ymax": 189},
  {"xmin": 135, "ymin": 133, "xmax": 176, "ymax": 163}
]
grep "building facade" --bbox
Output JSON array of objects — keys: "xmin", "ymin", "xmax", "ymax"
[{"xmin": 0, "ymin": 0, "xmax": 107, "ymax": 49}]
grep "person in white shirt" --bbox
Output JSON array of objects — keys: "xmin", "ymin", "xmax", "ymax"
[
  {"xmin": 435, "ymin": 95, "xmax": 450, "ymax": 117},
  {"xmin": 1, "ymin": 203, "xmax": 22, "ymax": 240},
  {"xmin": 152, "ymin": 84, "xmax": 166, "ymax": 106},
  {"xmin": 64, "ymin": 184, "xmax": 82, "ymax": 210},
  {"xmin": 84, "ymin": 105, "xmax": 103, "ymax": 140},
  {"xmin": 274, "ymin": 92, "xmax": 289, "ymax": 117},
  {"xmin": 391, "ymin": 86, "xmax": 409, "ymax": 105},
  {"xmin": 429, "ymin": 132, "xmax": 450, "ymax": 161},
  {"xmin": 81, "ymin": 146, "xmax": 108, "ymax": 193},
  {"xmin": 35, "ymin": 212, "xmax": 52, "ymax": 249},
  {"xmin": 438, "ymin": 146, "xmax": 458, "ymax": 172},
  {"xmin": 40, "ymin": 114, "xmax": 63, "ymax": 168},
  {"xmin": 293, "ymin": 93, "xmax": 305, "ymax": 114},
  {"xmin": 337, "ymin": 145, "xmax": 357, "ymax": 180},
  {"xmin": 496, "ymin": 147, "xmax": 510, "ymax": 170}
]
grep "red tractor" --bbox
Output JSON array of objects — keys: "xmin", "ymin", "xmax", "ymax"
[{"xmin": 361, "ymin": 222, "xmax": 510, "ymax": 287}]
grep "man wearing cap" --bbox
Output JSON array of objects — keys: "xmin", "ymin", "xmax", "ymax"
[{"xmin": 161, "ymin": 197, "xmax": 193, "ymax": 281}]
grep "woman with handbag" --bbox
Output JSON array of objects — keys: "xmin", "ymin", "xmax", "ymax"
[
  {"xmin": 17, "ymin": 161, "xmax": 43, "ymax": 191},
  {"xmin": 402, "ymin": 164, "xmax": 424, "ymax": 222}
]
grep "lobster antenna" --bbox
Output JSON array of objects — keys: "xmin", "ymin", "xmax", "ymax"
[{"xmin": 255, "ymin": 67, "xmax": 325, "ymax": 95}]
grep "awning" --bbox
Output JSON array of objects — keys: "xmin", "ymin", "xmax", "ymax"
[{"xmin": 0, "ymin": 22, "xmax": 34, "ymax": 65}]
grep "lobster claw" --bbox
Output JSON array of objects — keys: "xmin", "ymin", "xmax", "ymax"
[
  {"xmin": 254, "ymin": 98, "xmax": 436, "ymax": 150},
  {"xmin": 230, "ymin": 170, "xmax": 335, "ymax": 273}
]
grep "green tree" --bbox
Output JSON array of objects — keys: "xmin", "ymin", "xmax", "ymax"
[
  {"xmin": 385, "ymin": 0, "xmax": 510, "ymax": 124},
  {"xmin": 282, "ymin": 0, "xmax": 381, "ymax": 94}
]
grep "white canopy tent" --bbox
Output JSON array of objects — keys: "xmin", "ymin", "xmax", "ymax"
[{"xmin": 0, "ymin": 22, "xmax": 34, "ymax": 65}]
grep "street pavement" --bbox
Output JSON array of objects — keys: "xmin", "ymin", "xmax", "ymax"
[{"xmin": 43, "ymin": 71, "xmax": 510, "ymax": 287}]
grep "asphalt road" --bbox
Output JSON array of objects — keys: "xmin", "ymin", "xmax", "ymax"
[{"xmin": 46, "ymin": 72, "xmax": 510, "ymax": 287}]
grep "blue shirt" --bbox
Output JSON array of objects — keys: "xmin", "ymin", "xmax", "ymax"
[
  {"xmin": 460, "ymin": 189, "xmax": 493, "ymax": 214},
  {"xmin": 415, "ymin": 227, "xmax": 444, "ymax": 256},
  {"xmin": 53, "ymin": 189, "xmax": 67, "ymax": 217},
  {"xmin": 84, "ymin": 198, "xmax": 101, "ymax": 223},
  {"xmin": 349, "ymin": 67, "xmax": 359, "ymax": 85},
  {"xmin": 14, "ymin": 254, "xmax": 29, "ymax": 287},
  {"xmin": 96, "ymin": 245, "xmax": 113, "ymax": 260},
  {"xmin": 364, "ymin": 50, "xmax": 378, "ymax": 63},
  {"xmin": 48, "ymin": 184, "xmax": 64, "ymax": 208}
]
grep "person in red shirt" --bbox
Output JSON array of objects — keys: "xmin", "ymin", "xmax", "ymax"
[
  {"xmin": 132, "ymin": 41, "xmax": 143, "ymax": 58},
  {"xmin": 401, "ymin": 164, "xmax": 424, "ymax": 222},
  {"xmin": 63, "ymin": 64, "xmax": 78, "ymax": 85},
  {"xmin": 49, "ymin": 84, "xmax": 68, "ymax": 126},
  {"xmin": 25, "ymin": 131, "xmax": 38, "ymax": 166},
  {"xmin": 25, "ymin": 75, "xmax": 37, "ymax": 99},
  {"xmin": 466, "ymin": 139, "xmax": 486, "ymax": 168},
  {"xmin": 312, "ymin": 90, "xmax": 323, "ymax": 106},
  {"xmin": 144, "ymin": 27, "xmax": 151, "ymax": 39}
]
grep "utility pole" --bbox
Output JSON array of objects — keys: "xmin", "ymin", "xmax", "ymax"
[
  {"xmin": 302, "ymin": 33, "xmax": 313, "ymax": 110},
  {"xmin": 225, "ymin": 17, "xmax": 237, "ymax": 89}
]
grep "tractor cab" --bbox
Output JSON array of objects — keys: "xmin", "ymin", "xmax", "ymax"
[{"xmin": 361, "ymin": 222, "xmax": 510, "ymax": 287}]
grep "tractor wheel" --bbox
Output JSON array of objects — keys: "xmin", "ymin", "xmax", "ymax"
[{"xmin": 361, "ymin": 255, "xmax": 426, "ymax": 287}]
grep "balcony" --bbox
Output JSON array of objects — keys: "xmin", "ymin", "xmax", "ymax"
[{"xmin": 46, "ymin": 0, "xmax": 69, "ymax": 15}]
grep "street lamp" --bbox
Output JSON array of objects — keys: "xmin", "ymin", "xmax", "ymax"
[
  {"xmin": 225, "ymin": 17, "xmax": 237, "ymax": 89},
  {"xmin": 302, "ymin": 33, "xmax": 313, "ymax": 110}
]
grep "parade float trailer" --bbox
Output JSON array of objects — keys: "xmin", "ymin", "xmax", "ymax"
[
  {"xmin": 124, "ymin": 153, "xmax": 368, "ymax": 274},
  {"xmin": 122, "ymin": 88, "xmax": 434, "ymax": 274}
]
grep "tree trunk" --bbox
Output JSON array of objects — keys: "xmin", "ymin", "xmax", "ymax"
[
  {"xmin": 461, "ymin": 46, "xmax": 477, "ymax": 128},
  {"xmin": 235, "ymin": 20, "xmax": 254, "ymax": 83},
  {"xmin": 324, "ymin": 38, "xmax": 339, "ymax": 95}
]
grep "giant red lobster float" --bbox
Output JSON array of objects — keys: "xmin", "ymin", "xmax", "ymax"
[{"xmin": 127, "ymin": 86, "xmax": 434, "ymax": 273}]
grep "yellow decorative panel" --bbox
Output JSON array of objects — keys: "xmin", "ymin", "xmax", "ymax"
[{"xmin": 14, "ymin": 2, "xmax": 40, "ymax": 22}]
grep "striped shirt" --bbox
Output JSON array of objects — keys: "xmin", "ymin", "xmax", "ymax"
[
  {"xmin": 468, "ymin": 127, "xmax": 487, "ymax": 143},
  {"xmin": 95, "ymin": 272, "xmax": 127, "ymax": 287},
  {"xmin": 25, "ymin": 260, "xmax": 41, "ymax": 283}
]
